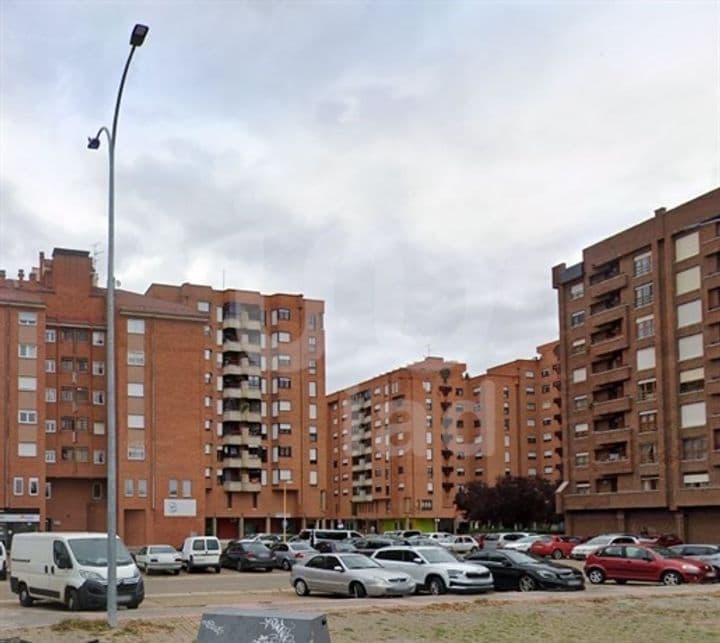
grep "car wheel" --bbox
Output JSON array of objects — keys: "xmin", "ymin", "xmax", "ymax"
[
  {"xmin": 616, "ymin": 579, "xmax": 627, "ymax": 585},
  {"xmin": 294, "ymin": 579, "xmax": 310, "ymax": 596},
  {"xmin": 215, "ymin": 565, "xmax": 221, "ymax": 574},
  {"xmin": 470, "ymin": 547, "xmax": 478, "ymax": 554},
  {"xmin": 18, "ymin": 584, "xmax": 34, "ymax": 607},
  {"xmin": 282, "ymin": 559, "xmax": 291, "ymax": 571},
  {"xmin": 173, "ymin": 569, "xmax": 180, "ymax": 576},
  {"xmin": 587, "ymin": 568, "xmax": 605, "ymax": 585},
  {"xmin": 661, "ymin": 570, "xmax": 682, "ymax": 586},
  {"xmin": 427, "ymin": 575, "xmax": 446, "ymax": 595},
  {"xmin": 518, "ymin": 575, "xmax": 537, "ymax": 592},
  {"xmin": 0, "ymin": 564, "xmax": 6, "ymax": 581},
  {"xmin": 551, "ymin": 549, "xmax": 563, "ymax": 560},
  {"xmin": 127, "ymin": 601, "xmax": 140, "ymax": 610},
  {"xmin": 350, "ymin": 582, "xmax": 367, "ymax": 599},
  {"xmin": 236, "ymin": 561, "xmax": 244, "ymax": 572},
  {"xmin": 66, "ymin": 588, "xmax": 81, "ymax": 612}
]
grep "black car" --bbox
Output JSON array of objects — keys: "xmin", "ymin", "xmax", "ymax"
[
  {"xmin": 466, "ymin": 549, "xmax": 585, "ymax": 592},
  {"xmin": 314, "ymin": 540, "xmax": 359, "ymax": 554},
  {"xmin": 351, "ymin": 537, "xmax": 409, "ymax": 555},
  {"xmin": 220, "ymin": 541, "xmax": 275, "ymax": 572}
]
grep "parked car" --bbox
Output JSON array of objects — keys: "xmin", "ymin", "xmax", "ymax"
[
  {"xmin": 352, "ymin": 537, "xmax": 408, "ymax": 555},
  {"xmin": 482, "ymin": 532, "xmax": 534, "ymax": 550},
  {"xmin": 291, "ymin": 553, "xmax": 416, "ymax": 598},
  {"xmin": 181, "ymin": 536, "xmax": 221, "ymax": 573},
  {"xmin": 466, "ymin": 549, "xmax": 585, "ymax": 592},
  {"xmin": 438, "ymin": 535, "xmax": 479, "ymax": 555},
  {"xmin": 529, "ymin": 535, "xmax": 582, "ymax": 560},
  {"xmin": 571, "ymin": 534, "xmax": 640, "ymax": 560},
  {"xmin": 220, "ymin": 540, "xmax": 275, "ymax": 572},
  {"xmin": 0, "ymin": 541, "xmax": 7, "ymax": 581},
  {"xmin": 406, "ymin": 536, "xmax": 444, "ymax": 547},
  {"xmin": 668, "ymin": 544, "xmax": 720, "ymax": 572},
  {"xmin": 502, "ymin": 535, "xmax": 547, "ymax": 553},
  {"xmin": 314, "ymin": 540, "xmax": 358, "ymax": 554},
  {"xmin": 645, "ymin": 534, "xmax": 684, "ymax": 548},
  {"xmin": 134, "ymin": 544, "xmax": 183, "ymax": 575},
  {"xmin": 371, "ymin": 546, "xmax": 494, "ymax": 595},
  {"xmin": 295, "ymin": 529, "xmax": 363, "ymax": 545},
  {"xmin": 271, "ymin": 542, "xmax": 317, "ymax": 570},
  {"xmin": 585, "ymin": 545, "xmax": 717, "ymax": 585},
  {"xmin": 383, "ymin": 530, "xmax": 422, "ymax": 539},
  {"xmin": 250, "ymin": 533, "xmax": 284, "ymax": 547},
  {"xmin": 427, "ymin": 532, "xmax": 454, "ymax": 540}
]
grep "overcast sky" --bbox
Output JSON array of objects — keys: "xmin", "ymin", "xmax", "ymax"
[{"xmin": 1, "ymin": 1, "xmax": 718, "ymax": 391}]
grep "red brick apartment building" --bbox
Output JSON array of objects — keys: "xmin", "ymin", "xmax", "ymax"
[
  {"xmin": 553, "ymin": 188, "xmax": 720, "ymax": 541},
  {"xmin": 326, "ymin": 346, "xmax": 560, "ymax": 533},
  {"xmin": 0, "ymin": 249, "xmax": 327, "ymax": 547}
]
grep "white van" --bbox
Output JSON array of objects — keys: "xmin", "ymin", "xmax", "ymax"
[
  {"xmin": 296, "ymin": 529, "xmax": 363, "ymax": 544},
  {"xmin": 9, "ymin": 532, "xmax": 143, "ymax": 610},
  {"xmin": 181, "ymin": 536, "xmax": 221, "ymax": 573}
]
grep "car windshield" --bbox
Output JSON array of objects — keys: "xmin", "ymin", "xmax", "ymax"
[
  {"xmin": 149, "ymin": 545, "xmax": 177, "ymax": 554},
  {"xmin": 69, "ymin": 537, "xmax": 134, "ymax": 566},
  {"xmin": 502, "ymin": 551, "xmax": 543, "ymax": 565},
  {"xmin": 515, "ymin": 536, "xmax": 539, "ymax": 544},
  {"xmin": 334, "ymin": 542, "xmax": 356, "ymax": 551},
  {"xmin": 342, "ymin": 554, "xmax": 381, "ymax": 569},
  {"xmin": 419, "ymin": 548, "xmax": 457, "ymax": 563},
  {"xmin": 585, "ymin": 536, "xmax": 613, "ymax": 546},
  {"xmin": 290, "ymin": 543, "xmax": 313, "ymax": 550},
  {"xmin": 245, "ymin": 543, "xmax": 269, "ymax": 553},
  {"xmin": 652, "ymin": 547, "xmax": 681, "ymax": 559}
]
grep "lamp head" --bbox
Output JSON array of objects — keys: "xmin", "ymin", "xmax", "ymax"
[
  {"xmin": 87, "ymin": 137, "xmax": 101, "ymax": 150},
  {"xmin": 130, "ymin": 24, "xmax": 149, "ymax": 47}
]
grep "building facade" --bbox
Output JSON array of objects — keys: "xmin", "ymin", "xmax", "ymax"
[
  {"xmin": 553, "ymin": 188, "xmax": 720, "ymax": 540},
  {"xmin": 0, "ymin": 249, "xmax": 327, "ymax": 547}
]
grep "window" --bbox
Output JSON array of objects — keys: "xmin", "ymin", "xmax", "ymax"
[
  {"xmin": 45, "ymin": 388, "xmax": 56, "ymax": 402},
  {"xmin": 635, "ymin": 283, "xmax": 653, "ymax": 308},
  {"xmin": 676, "ymin": 266, "xmax": 701, "ymax": 295},
  {"xmin": 638, "ymin": 379, "xmax": 657, "ymax": 401},
  {"xmin": 127, "ymin": 319, "xmax": 145, "ymax": 334},
  {"xmin": 570, "ymin": 311, "xmax": 585, "ymax": 327},
  {"xmin": 45, "ymin": 329, "xmax": 56, "ymax": 342},
  {"xmin": 93, "ymin": 391, "xmax": 105, "ymax": 405},
  {"xmin": 571, "ymin": 338, "xmax": 586, "ymax": 354},
  {"xmin": 76, "ymin": 358, "xmax": 88, "ymax": 373},
  {"xmin": 680, "ymin": 367, "xmax": 705, "ymax": 394},
  {"xmin": 682, "ymin": 437, "xmax": 707, "ymax": 461},
  {"xmin": 682, "ymin": 472, "xmax": 709, "ymax": 488},
  {"xmin": 574, "ymin": 423, "xmax": 589, "ymax": 436},
  {"xmin": 308, "ymin": 336, "xmax": 317, "ymax": 352},
  {"xmin": 182, "ymin": 480, "xmax": 192, "ymax": 497},
  {"xmin": 636, "ymin": 347, "xmax": 656, "ymax": 371},
  {"xmin": 13, "ymin": 478, "xmax": 23, "ymax": 495},
  {"xmin": 18, "ymin": 311, "xmax": 37, "ymax": 326},
  {"xmin": 92, "ymin": 331, "xmax": 105, "ymax": 346},
  {"xmin": 128, "ymin": 383, "xmax": 144, "ymax": 398},
  {"xmin": 124, "ymin": 479, "xmax": 134, "ymax": 496},
  {"xmin": 18, "ymin": 409, "xmax": 37, "ymax": 424},
  {"xmin": 308, "ymin": 381, "xmax": 317, "ymax": 397},
  {"xmin": 675, "ymin": 232, "xmax": 699, "ymax": 262},
  {"xmin": 45, "ymin": 449, "xmax": 56, "ymax": 463},
  {"xmin": 168, "ymin": 479, "xmax": 178, "ymax": 497},
  {"xmin": 127, "ymin": 446, "xmax": 145, "ymax": 460},
  {"xmin": 271, "ymin": 331, "xmax": 291, "ymax": 347},
  {"xmin": 18, "ymin": 344, "xmax": 37, "ymax": 358},
  {"xmin": 639, "ymin": 411, "xmax": 657, "ymax": 432},
  {"xmin": 45, "ymin": 420, "xmax": 57, "ymax": 433},
  {"xmin": 572, "ymin": 367, "xmax": 587, "ymax": 383},
  {"xmin": 128, "ymin": 415, "xmax": 145, "ymax": 429},
  {"xmin": 573, "ymin": 395, "xmax": 588, "ymax": 410},
  {"xmin": 680, "ymin": 402, "xmax": 706, "ymax": 428},
  {"xmin": 93, "ymin": 449, "xmax": 105, "ymax": 465},
  {"xmin": 640, "ymin": 442, "xmax": 657, "ymax": 464},
  {"xmin": 92, "ymin": 482, "xmax": 103, "ymax": 500},
  {"xmin": 569, "ymin": 282, "xmax": 584, "ymax": 300},
  {"xmin": 197, "ymin": 301, "xmax": 210, "ymax": 313},
  {"xmin": 93, "ymin": 421, "xmax": 105, "ymax": 435},
  {"xmin": 636, "ymin": 315, "xmax": 654, "ymax": 339},
  {"xmin": 309, "ymin": 448, "xmax": 318, "ymax": 463},
  {"xmin": 271, "ymin": 308, "xmax": 291, "ymax": 324},
  {"xmin": 678, "ymin": 334, "xmax": 703, "ymax": 361},
  {"xmin": 677, "ymin": 300, "xmax": 702, "ymax": 328},
  {"xmin": 127, "ymin": 351, "xmax": 145, "ymax": 366},
  {"xmin": 92, "ymin": 361, "xmax": 105, "ymax": 376},
  {"xmin": 75, "ymin": 447, "xmax": 89, "ymax": 463},
  {"xmin": 61, "ymin": 387, "xmax": 74, "ymax": 402},
  {"xmin": 634, "ymin": 251, "xmax": 652, "ymax": 277},
  {"xmin": 308, "ymin": 359, "xmax": 317, "ymax": 375},
  {"xmin": 641, "ymin": 476, "xmax": 659, "ymax": 491},
  {"xmin": 575, "ymin": 452, "xmax": 589, "ymax": 466},
  {"xmin": 575, "ymin": 482, "xmax": 590, "ymax": 494}
]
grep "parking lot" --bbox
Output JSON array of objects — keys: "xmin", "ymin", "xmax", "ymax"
[{"xmin": 1, "ymin": 561, "xmax": 720, "ymax": 641}]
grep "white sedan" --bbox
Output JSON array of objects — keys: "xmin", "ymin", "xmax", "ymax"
[
  {"xmin": 502, "ymin": 535, "xmax": 546, "ymax": 552},
  {"xmin": 135, "ymin": 544, "xmax": 183, "ymax": 574},
  {"xmin": 438, "ymin": 535, "xmax": 479, "ymax": 555}
]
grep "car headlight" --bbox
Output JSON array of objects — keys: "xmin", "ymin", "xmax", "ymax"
[
  {"xmin": 682, "ymin": 564, "xmax": 700, "ymax": 573},
  {"xmin": 367, "ymin": 576, "xmax": 390, "ymax": 585},
  {"xmin": 79, "ymin": 569, "xmax": 106, "ymax": 582},
  {"xmin": 538, "ymin": 571, "xmax": 556, "ymax": 580},
  {"xmin": 132, "ymin": 567, "xmax": 141, "ymax": 578},
  {"xmin": 447, "ymin": 569, "xmax": 463, "ymax": 578}
]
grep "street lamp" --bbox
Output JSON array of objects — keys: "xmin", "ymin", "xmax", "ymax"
[{"xmin": 87, "ymin": 23, "xmax": 149, "ymax": 628}]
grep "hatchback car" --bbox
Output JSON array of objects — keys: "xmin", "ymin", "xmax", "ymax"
[
  {"xmin": 502, "ymin": 535, "xmax": 547, "ymax": 553},
  {"xmin": 371, "ymin": 546, "xmax": 493, "ymax": 595},
  {"xmin": 134, "ymin": 544, "xmax": 183, "ymax": 575},
  {"xmin": 438, "ymin": 535, "xmax": 479, "ymax": 555},
  {"xmin": 571, "ymin": 534, "xmax": 640, "ymax": 560},
  {"xmin": 585, "ymin": 545, "xmax": 716, "ymax": 585},
  {"xmin": 271, "ymin": 542, "xmax": 316, "ymax": 570},
  {"xmin": 529, "ymin": 535, "xmax": 582, "ymax": 560},
  {"xmin": 352, "ymin": 537, "xmax": 408, "ymax": 555},
  {"xmin": 291, "ymin": 553, "xmax": 415, "ymax": 598},
  {"xmin": 467, "ymin": 549, "xmax": 585, "ymax": 591},
  {"xmin": 0, "ymin": 541, "xmax": 7, "ymax": 581},
  {"xmin": 482, "ymin": 532, "xmax": 534, "ymax": 550},
  {"xmin": 314, "ymin": 540, "xmax": 358, "ymax": 554},
  {"xmin": 668, "ymin": 544, "xmax": 720, "ymax": 572},
  {"xmin": 220, "ymin": 540, "xmax": 275, "ymax": 572}
]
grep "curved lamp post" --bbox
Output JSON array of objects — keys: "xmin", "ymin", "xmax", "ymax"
[{"xmin": 87, "ymin": 23, "xmax": 148, "ymax": 628}]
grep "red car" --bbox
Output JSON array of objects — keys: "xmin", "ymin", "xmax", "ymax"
[
  {"xmin": 529, "ymin": 535, "xmax": 582, "ymax": 560},
  {"xmin": 585, "ymin": 544, "xmax": 716, "ymax": 586}
]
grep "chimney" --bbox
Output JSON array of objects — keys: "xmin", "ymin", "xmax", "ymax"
[
  {"xmin": 18, "ymin": 269, "xmax": 24, "ymax": 282},
  {"xmin": 655, "ymin": 207, "xmax": 666, "ymax": 217},
  {"xmin": 0, "ymin": 269, "xmax": 5, "ymax": 286}
]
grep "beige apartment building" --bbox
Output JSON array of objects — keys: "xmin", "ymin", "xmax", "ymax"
[
  {"xmin": 326, "ymin": 346, "xmax": 560, "ymax": 533},
  {"xmin": 0, "ymin": 248, "xmax": 327, "ymax": 547},
  {"xmin": 553, "ymin": 187, "xmax": 720, "ymax": 540}
]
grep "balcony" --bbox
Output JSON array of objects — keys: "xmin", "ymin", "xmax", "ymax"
[
  {"xmin": 592, "ymin": 396, "xmax": 631, "ymax": 415},
  {"xmin": 223, "ymin": 478, "xmax": 262, "ymax": 493},
  {"xmin": 351, "ymin": 493, "xmax": 373, "ymax": 503},
  {"xmin": 352, "ymin": 462, "xmax": 373, "ymax": 472},
  {"xmin": 222, "ymin": 360, "xmax": 261, "ymax": 378},
  {"xmin": 594, "ymin": 455, "xmax": 633, "ymax": 475},
  {"xmin": 223, "ymin": 338, "xmax": 261, "ymax": 353},
  {"xmin": 590, "ymin": 334, "xmax": 628, "ymax": 357},
  {"xmin": 442, "ymin": 481, "xmax": 455, "ymax": 491},
  {"xmin": 590, "ymin": 303, "xmax": 627, "ymax": 327},
  {"xmin": 591, "ymin": 365, "xmax": 631, "ymax": 388},
  {"xmin": 223, "ymin": 313, "xmax": 262, "ymax": 332},
  {"xmin": 441, "ymin": 465, "xmax": 455, "ymax": 476},
  {"xmin": 589, "ymin": 273, "xmax": 628, "ymax": 298},
  {"xmin": 707, "ymin": 378, "xmax": 720, "ymax": 396},
  {"xmin": 592, "ymin": 427, "xmax": 632, "ymax": 444},
  {"xmin": 706, "ymin": 306, "xmax": 720, "ymax": 326},
  {"xmin": 707, "ymin": 342, "xmax": 720, "ymax": 361},
  {"xmin": 223, "ymin": 409, "xmax": 262, "ymax": 424},
  {"xmin": 223, "ymin": 386, "xmax": 262, "ymax": 401},
  {"xmin": 441, "ymin": 447, "xmax": 454, "ymax": 459},
  {"xmin": 222, "ymin": 429, "xmax": 261, "ymax": 448},
  {"xmin": 222, "ymin": 452, "xmax": 262, "ymax": 469},
  {"xmin": 710, "ymin": 450, "xmax": 720, "ymax": 467},
  {"xmin": 352, "ymin": 476, "xmax": 373, "ymax": 488}
]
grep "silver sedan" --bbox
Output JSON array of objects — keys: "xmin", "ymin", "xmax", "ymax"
[
  {"xmin": 135, "ymin": 544, "xmax": 183, "ymax": 575},
  {"xmin": 291, "ymin": 553, "xmax": 416, "ymax": 598}
]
